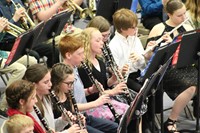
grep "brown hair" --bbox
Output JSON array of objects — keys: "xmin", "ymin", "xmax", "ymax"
[
  {"xmin": 59, "ymin": 35, "xmax": 84, "ymax": 58},
  {"xmin": 6, "ymin": 80, "xmax": 35, "ymax": 109},
  {"xmin": 51, "ymin": 63, "xmax": 73, "ymax": 94},
  {"xmin": 165, "ymin": 0, "xmax": 184, "ymax": 14},
  {"xmin": 23, "ymin": 64, "xmax": 49, "ymax": 116},
  {"xmin": 112, "ymin": 8, "xmax": 138, "ymax": 33},
  {"xmin": 185, "ymin": 0, "xmax": 200, "ymax": 28},
  {"xmin": 87, "ymin": 16, "xmax": 110, "ymax": 32},
  {"xmin": 23, "ymin": 64, "xmax": 49, "ymax": 83}
]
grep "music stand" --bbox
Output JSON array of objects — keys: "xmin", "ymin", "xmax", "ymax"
[
  {"xmin": 139, "ymin": 41, "xmax": 180, "ymax": 83},
  {"xmin": 36, "ymin": 10, "xmax": 73, "ymax": 65},
  {"xmin": 174, "ymin": 30, "xmax": 200, "ymax": 133},
  {"xmin": 117, "ymin": 57, "xmax": 171, "ymax": 133},
  {"xmin": 4, "ymin": 21, "xmax": 45, "ymax": 67}
]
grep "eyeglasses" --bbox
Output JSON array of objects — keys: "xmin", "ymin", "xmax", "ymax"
[
  {"xmin": 102, "ymin": 32, "xmax": 111, "ymax": 38},
  {"xmin": 63, "ymin": 81, "xmax": 75, "ymax": 87}
]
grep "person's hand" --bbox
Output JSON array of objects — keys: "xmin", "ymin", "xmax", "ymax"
[
  {"xmin": 0, "ymin": 17, "xmax": 8, "ymax": 32},
  {"xmin": 67, "ymin": 124, "xmax": 82, "ymax": 133},
  {"xmin": 162, "ymin": 32, "xmax": 173, "ymax": 44},
  {"xmin": 121, "ymin": 64, "xmax": 129, "ymax": 76},
  {"xmin": 12, "ymin": 7, "xmax": 26, "ymax": 22},
  {"xmin": 57, "ymin": 0, "xmax": 68, "ymax": 6},
  {"xmin": 95, "ymin": 94, "xmax": 111, "ymax": 106},
  {"xmin": 62, "ymin": 110, "xmax": 77, "ymax": 122},
  {"xmin": 129, "ymin": 52, "xmax": 141, "ymax": 62},
  {"xmin": 78, "ymin": 113, "xmax": 86, "ymax": 127},
  {"xmin": 111, "ymin": 82, "xmax": 127, "ymax": 96}
]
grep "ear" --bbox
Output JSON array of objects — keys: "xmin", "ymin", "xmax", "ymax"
[
  {"xmin": 19, "ymin": 99, "xmax": 25, "ymax": 106},
  {"xmin": 65, "ymin": 52, "xmax": 72, "ymax": 59}
]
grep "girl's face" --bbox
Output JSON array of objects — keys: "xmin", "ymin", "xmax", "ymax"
[
  {"xmin": 19, "ymin": 126, "xmax": 34, "ymax": 133},
  {"xmin": 60, "ymin": 74, "xmax": 75, "ymax": 93},
  {"xmin": 35, "ymin": 72, "xmax": 52, "ymax": 96},
  {"xmin": 121, "ymin": 24, "xmax": 137, "ymax": 37},
  {"xmin": 23, "ymin": 89, "xmax": 37, "ymax": 113},
  {"xmin": 90, "ymin": 30, "xmax": 104, "ymax": 55},
  {"xmin": 169, "ymin": 6, "xmax": 187, "ymax": 25},
  {"xmin": 101, "ymin": 30, "xmax": 111, "ymax": 42},
  {"xmin": 69, "ymin": 47, "xmax": 84, "ymax": 66}
]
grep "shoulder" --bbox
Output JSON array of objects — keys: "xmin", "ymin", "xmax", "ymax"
[
  {"xmin": 182, "ymin": 23, "xmax": 194, "ymax": 31},
  {"xmin": 148, "ymin": 23, "xmax": 165, "ymax": 38}
]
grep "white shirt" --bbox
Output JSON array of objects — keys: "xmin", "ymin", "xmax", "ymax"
[
  {"xmin": 31, "ymin": 97, "xmax": 68, "ymax": 133},
  {"xmin": 109, "ymin": 31, "xmax": 146, "ymax": 73}
]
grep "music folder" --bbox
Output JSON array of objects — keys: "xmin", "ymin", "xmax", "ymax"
[
  {"xmin": 4, "ymin": 21, "xmax": 45, "ymax": 67},
  {"xmin": 139, "ymin": 41, "xmax": 180, "ymax": 83},
  {"xmin": 176, "ymin": 29, "xmax": 200, "ymax": 68},
  {"xmin": 35, "ymin": 9, "xmax": 73, "ymax": 44}
]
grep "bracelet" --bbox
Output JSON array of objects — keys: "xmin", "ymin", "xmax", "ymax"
[{"xmin": 87, "ymin": 87, "xmax": 92, "ymax": 95}]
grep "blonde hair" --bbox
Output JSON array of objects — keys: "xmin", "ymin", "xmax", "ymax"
[
  {"xmin": 80, "ymin": 27, "xmax": 102, "ymax": 68},
  {"xmin": 5, "ymin": 114, "xmax": 34, "ymax": 133},
  {"xmin": 185, "ymin": 0, "xmax": 200, "ymax": 28}
]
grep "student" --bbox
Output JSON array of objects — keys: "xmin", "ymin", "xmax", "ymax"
[
  {"xmin": 2, "ymin": 114, "xmax": 34, "ymax": 133},
  {"xmin": 86, "ymin": 16, "xmax": 111, "ymax": 43},
  {"xmin": 109, "ymin": 8, "xmax": 147, "ymax": 92},
  {"xmin": 23, "ymin": 64, "xmax": 87, "ymax": 133},
  {"xmin": 78, "ymin": 27, "xmax": 129, "ymax": 120},
  {"xmin": 59, "ymin": 35, "xmax": 119, "ymax": 132},
  {"xmin": 0, "ymin": 0, "xmax": 60, "ymax": 68},
  {"xmin": 4, "ymin": 80, "xmax": 45, "ymax": 133},
  {"xmin": 138, "ymin": 0, "xmax": 169, "ymax": 30},
  {"xmin": 185, "ymin": 0, "xmax": 200, "ymax": 29},
  {"xmin": 146, "ymin": 0, "xmax": 196, "ymax": 132},
  {"xmin": 51, "ymin": 62, "xmax": 118, "ymax": 133}
]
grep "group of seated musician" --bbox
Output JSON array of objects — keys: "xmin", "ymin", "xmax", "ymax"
[{"xmin": 0, "ymin": 0, "xmax": 199, "ymax": 133}]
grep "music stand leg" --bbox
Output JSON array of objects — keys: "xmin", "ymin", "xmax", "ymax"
[
  {"xmin": 26, "ymin": 48, "xmax": 30, "ymax": 67},
  {"xmin": 52, "ymin": 32, "xmax": 56, "ymax": 66},
  {"xmin": 195, "ymin": 52, "xmax": 200, "ymax": 132}
]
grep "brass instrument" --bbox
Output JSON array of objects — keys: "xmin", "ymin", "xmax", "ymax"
[
  {"xmin": 64, "ymin": 0, "xmax": 89, "ymax": 19},
  {"xmin": 4, "ymin": 21, "xmax": 26, "ymax": 37},
  {"xmin": 88, "ymin": 0, "xmax": 96, "ymax": 18},
  {"xmin": 10, "ymin": 0, "xmax": 35, "ymax": 30}
]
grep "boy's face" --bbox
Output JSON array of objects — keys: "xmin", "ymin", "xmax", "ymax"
[
  {"xmin": 121, "ymin": 24, "xmax": 137, "ymax": 37},
  {"xmin": 69, "ymin": 47, "xmax": 84, "ymax": 66}
]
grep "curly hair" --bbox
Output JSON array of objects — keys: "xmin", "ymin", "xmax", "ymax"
[{"xmin": 6, "ymin": 80, "xmax": 36, "ymax": 109}]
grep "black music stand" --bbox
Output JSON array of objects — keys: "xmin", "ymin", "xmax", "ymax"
[
  {"xmin": 117, "ymin": 57, "xmax": 171, "ymax": 133},
  {"xmin": 36, "ymin": 10, "xmax": 73, "ymax": 65},
  {"xmin": 174, "ymin": 30, "xmax": 200, "ymax": 133},
  {"xmin": 138, "ymin": 41, "xmax": 180, "ymax": 133},
  {"xmin": 4, "ymin": 21, "xmax": 45, "ymax": 67}
]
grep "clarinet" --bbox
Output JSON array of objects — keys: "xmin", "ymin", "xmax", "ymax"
[
  {"xmin": 102, "ymin": 44, "xmax": 134, "ymax": 105},
  {"xmin": 81, "ymin": 61, "xmax": 120, "ymax": 123},
  {"xmin": 33, "ymin": 105, "xmax": 54, "ymax": 133},
  {"xmin": 68, "ymin": 90, "xmax": 86, "ymax": 129},
  {"xmin": 49, "ymin": 90, "xmax": 74, "ymax": 126}
]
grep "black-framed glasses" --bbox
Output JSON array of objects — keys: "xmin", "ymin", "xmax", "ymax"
[{"xmin": 63, "ymin": 81, "xmax": 75, "ymax": 87}]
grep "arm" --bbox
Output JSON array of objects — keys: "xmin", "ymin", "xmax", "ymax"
[{"xmin": 139, "ymin": 0, "xmax": 163, "ymax": 16}]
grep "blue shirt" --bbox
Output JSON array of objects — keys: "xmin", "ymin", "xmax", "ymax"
[
  {"xmin": 138, "ymin": 0, "xmax": 163, "ymax": 17},
  {"xmin": 0, "ymin": 0, "xmax": 24, "ymax": 42}
]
